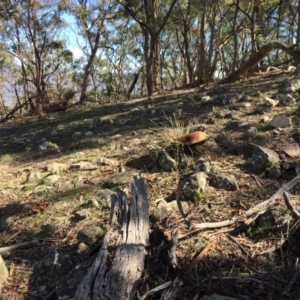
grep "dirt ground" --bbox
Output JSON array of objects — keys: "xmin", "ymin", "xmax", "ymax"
[{"xmin": 1, "ymin": 72, "xmax": 300, "ymax": 299}]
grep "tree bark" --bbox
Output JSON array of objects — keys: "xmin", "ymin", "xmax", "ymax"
[
  {"xmin": 219, "ymin": 41, "xmax": 294, "ymax": 84},
  {"xmin": 74, "ymin": 175, "xmax": 149, "ymax": 300}
]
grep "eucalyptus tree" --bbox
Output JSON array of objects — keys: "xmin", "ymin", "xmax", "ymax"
[
  {"xmin": 64, "ymin": 0, "xmax": 118, "ymax": 104},
  {"xmin": 118, "ymin": 0, "xmax": 179, "ymax": 96},
  {"xmin": 0, "ymin": 0, "xmax": 70, "ymax": 111}
]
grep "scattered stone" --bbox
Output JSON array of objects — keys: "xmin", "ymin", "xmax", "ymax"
[
  {"xmin": 210, "ymin": 173, "xmax": 239, "ymax": 191},
  {"xmin": 90, "ymin": 117, "xmax": 101, "ymax": 129},
  {"xmin": 238, "ymin": 121, "xmax": 250, "ymax": 128},
  {"xmin": 251, "ymin": 144, "xmax": 280, "ymax": 171},
  {"xmin": 77, "ymin": 225, "xmax": 104, "ymax": 245},
  {"xmin": 269, "ymin": 115, "xmax": 292, "ymax": 128},
  {"xmin": 43, "ymin": 174, "xmax": 60, "ymax": 185},
  {"xmin": 215, "ymin": 131, "xmax": 234, "ymax": 149},
  {"xmin": 50, "ymin": 130, "xmax": 58, "ymax": 136},
  {"xmin": 261, "ymin": 116, "xmax": 270, "ymax": 123},
  {"xmin": 46, "ymin": 162, "xmax": 68, "ymax": 174},
  {"xmin": 97, "ymin": 157, "xmax": 119, "ymax": 167},
  {"xmin": 215, "ymin": 110, "xmax": 230, "ymax": 118},
  {"xmin": 281, "ymin": 79, "xmax": 300, "ymax": 93},
  {"xmin": 276, "ymin": 93, "xmax": 296, "ymax": 106},
  {"xmin": 82, "ymin": 198, "xmax": 100, "ymax": 208},
  {"xmin": 194, "ymin": 158, "xmax": 211, "ymax": 173},
  {"xmin": 77, "ymin": 242, "xmax": 89, "ymax": 254},
  {"xmin": 103, "ymin": 171, "xmax": 138, "ymax": 188},
  {"xmin": 97, "ymin": 189, "xmax": 114, "ymax": 207},
  {"xmin": 158, "ymin": 150, "xmax": 177, "ymax": 172},
  {"xmin": 263, "ymin": 97, "xmax": 279, "ymax": 107},
  {"xmin": 84, "ymin": 131, "xmax": 93, "ymax": 136},
  {"xmin": 39, "ymin": 141, "xmax": 50, "ymax": 150},
  {"xmin": 255, "ymin": 104, "xmax": 272, "ymax": 114},
  {"xmin": 201, "ymin": 95, "xmax": 211, "ymax": 104},
  {"xmin": 74, "ymin": 209, "xmax": 91, "ymax": 221},
  {"xmin": 228, "ymin": 110, "xmax": 241, "ymax": 119},
  {"xmin": 190, "ymin": 172, "xmax": 208, "ymax": 192},
  {"xmin": 73, "ymin": 131, "xmax": 82, "ymax": 136},
  {"xmin": 0, "ymin": 255, "xmax": 8, "ymax": 287},
  {"xmin": 242, "ymin": 126, "xmax": 257, "ymax": 139},
  {"xmin": 268, "ymin": 166, "xmax": 282, "ymax": 179},
  {"xmin": 190, "ymin": 124, "xmax": 207, "ymax": 132},
  {"xmin": 153, "ymin": 199, "xmax": 189, "ymax": 220},
  {"xmin": 256, "ymin": 209, "xmax": 275, "ymax": 227}
]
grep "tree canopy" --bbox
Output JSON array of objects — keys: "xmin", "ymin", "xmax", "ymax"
[{"xmin": 0, "ymin": 0, "xmax": 300, "ymax": 116}]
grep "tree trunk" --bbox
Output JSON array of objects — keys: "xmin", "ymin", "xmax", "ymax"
[
  {"xmin": 219, "ymin": 41, "xmax": 294, "ymax": 84},
  {"xmin": 79, "ymin": 32, "xmax": 100, "ymax": 104},
  {"xmin": 74, "ymin": 175, "xmax": 149, "ymax": 300},
  {"xmin": 198, "ymin": 9, "xmax": 207, "ymax": 84}
]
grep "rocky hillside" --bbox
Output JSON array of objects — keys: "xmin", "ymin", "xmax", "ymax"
[{"xmin": 1, "ymin": 69, "xmax": 300, "ymax": 299}]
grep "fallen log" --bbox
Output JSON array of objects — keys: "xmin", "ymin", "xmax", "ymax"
[{"xmin": 74, "ymin": 175, "xmax": 149, "ymax": 300}]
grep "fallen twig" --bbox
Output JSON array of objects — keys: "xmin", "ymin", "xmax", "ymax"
[
  {"xmin": 282, "ymin": 266, "xmax": 300, "ymax": 296},
  {"xmin": 283, "ymin": 191, "xmax": 300, "ymax": 219},
  {"xmin": 189, "ymin": 218, "xmax": 236, "ymax": 230},
  {"xmin": 188, "ymin": 236, "xmax": 219, "ymax": 270},
  {"xmin": 139, "ymin": 281, "xmax": 173, "ymax": 300},
  {"xmin": 246, "ymin": 174, "xmax": 300, "ymax": 216},
  {"xmin": 0, "ymin": 239, "xmax": 40, "ymax": 254}
]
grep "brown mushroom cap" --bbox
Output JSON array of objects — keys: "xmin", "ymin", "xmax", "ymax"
[{"xmin": 178, "ymin": 131, "xmax": 210, "ymax": 145}]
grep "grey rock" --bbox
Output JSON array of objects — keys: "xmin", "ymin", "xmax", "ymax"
[
  {"xmin": 228, "ymin": 110, "xmax": 241, "ymax": 119},
  {"xmin": 276, "ymin": 93, "xmax": 296, "ymax": 106},
  {"xmin": 50, "ymin": 130, "xmax": 58, "ymax": 136},
  {"xmin": 242, "ymin": 126, "xmax": 257, "ymax": 140},
  {"xmin": 194, "ymin": 158, "xmax": 211, "ymax": 173},
  {"xmin": 84, "ymin": 131, "xmax": 93, "ymax": 136},
  {"xmin": 256, "ymin": 209, "xmax": 275, "ymax": 227},
  {"xmin": 190, "ymin": 123, "xmax": 207, "ymax": 132},
  {"xmin": 97, "ymin": 189, "xmax": 114, "ymax": 205},
  {"xmin": 201, "ymin": 95, "xmax": 211, "ymax": 104},
  {"xmin": 281, "ymin": 79, "xmax": 300, "ymax": 93},
  {"xmin": 190, "ymin": 172, "xmax": 208, "ymax": 192},
  {"xmin": 268, "ymin": 166, "xmax": 282, "ymax": 179},
  {"xmin": 153, "ymin": 199, "xmax": 188, "ymax": 219},
  {"xmin": 73, "ymin": 131, "xmax": 82, "ymax": 136},
  {"xmin": 46, "ymin": 162, "xmax": 68, "ymax": 175},
  {"xmin": 251, "ymin": 144, "xmax": 280, "ymax": 171},
  {"xmin": 103, "ymin": 171, "xmax": 138, "ymax": 188},
  {"xmin": 158, "ymin": 150, "xmax": 177, "ymax": 172},
  {"xmin": 0, "ymin": 255, "xmax": 8, "ymax": 286},
  {"xmin": 97, "ymin": 157, "xmax": 119, "ymax": 166},
  {"xmin": 215, "ymin": 110, "xmax": 230, "ymax": 118},
  {"xmin": 74, "ymin": 209, "xmax": 91, "ymax": 221},
  {"xmin": 255, "ymin": 104, "xmax": 272, "ymax": 114},
  {"xmin": 90, "ymin": 117, "xmax": 101, "ymax": 129},
  {"xmin": 77, "ymin": 225, "xmax": 104, "ymax": 245},
  {"xmin": 210, "ymin": 173, "xmax": 239, "ymax": 191},
  {"xmin": 269, "ymin": 115, "xmax": 292, "ymax": 128},
  {"xmin": 82, "ymin": 198, "xmax": 100, "ymax": 208},
  {"xmin": 42, "ymin": 174, "xmax": 60, "ymax": 185},
  {"xmin": 213, "ymin": 95, "xmax": 228, "ymax": 106},
  {"xmin": 215, "ymin": 131, "xmax": 234, "ymax": 149}
]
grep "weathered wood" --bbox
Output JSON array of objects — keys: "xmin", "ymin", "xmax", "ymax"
[{"xmin": 74, "ymin": 175, "xmax": 149, "ymax": 300}]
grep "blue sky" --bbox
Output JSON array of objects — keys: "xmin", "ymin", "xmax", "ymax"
[{"xmin": 62, "ymin": 14, "xmax": 83, "ymax": 59}]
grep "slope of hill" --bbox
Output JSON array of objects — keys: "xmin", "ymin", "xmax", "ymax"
[{"xmin": 1, "ymin": 70, "xmax": 300, "ymax": 299}]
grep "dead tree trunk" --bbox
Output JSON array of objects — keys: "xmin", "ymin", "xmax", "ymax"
[
  {"xmin": 74, "ymin": 175, "xmax": 149, "ymax": 300},
  {"xmin": 219, "ymin": 41, "xmax": 294, "ymax": 84}
]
